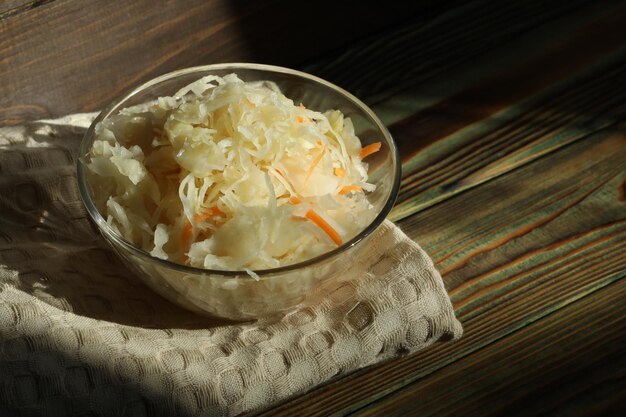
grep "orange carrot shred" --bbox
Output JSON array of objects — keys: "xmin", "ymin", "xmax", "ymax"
[
  {"xmin": 339, "ymin": 185, "xmax": 363, "ymax": 195},
  {"xmin": 246, "ymin": 98, "xmax": 256, "ymax": 108},
  {"xmin": 359, "ymin": 142, "xmax": 382, "ymax": 159},
  {"xmin": 289, "ymin": 196, "xmax": 302, "ymax": 205},
  {"xmin": 305, "ymin": 209, "xmax": 342, "ymax": 245},
  {"xmin": 180, "ymin": 222, "xmax": 193, "ymax": 262},
  {"xmin": 181, "ymin": 222, "xmax": 193, "ymax": 244},
  {"xmin": 303, "ymin": 144, "xmax": 326, "ymax": 184},
  {"xmin": 194, "ymin": 206, "xmax": 224, "ymax": 223},
  {"xmin": 333, "ymin": 167, "xmax": 346, "ymax": 177}
]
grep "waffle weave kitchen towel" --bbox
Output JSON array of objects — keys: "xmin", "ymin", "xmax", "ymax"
[{"xmin": 0, "ymin": 115, "xmax": 462, "ymax": 416}]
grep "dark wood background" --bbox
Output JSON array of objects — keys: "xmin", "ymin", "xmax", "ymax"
[
  {"xmin": 0, "ymin": 0, "xmax": 454, "ymax": 125},
  {"xmin": 2, "ymin": 0, "xmax": 626, "ymax": 416}
]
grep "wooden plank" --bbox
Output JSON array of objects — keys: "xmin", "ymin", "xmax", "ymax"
[
  {"xmin": 384, "ymin": 4, "xmax": 626, "ymax": 221},
  {"xmin": 300, "ymin": 0, "xmax": 626, "ymax": 225},
  {"xmin": 389, "ymin": 52, "xmax": 626, "ymax": 221},
  {"xmin": 390, "ymin": 2, "xmax": 626, "ymax": 167},
  {"xmin": 0, "ymin": 0, "xmax": 431, "ymax": 125},
  {"xmin": 305, "ymin": 0, "xmax": 598, "ymax": 106},
  {"xmin": 255, "ymin": 127, "xmax": 626, "ymax": 416},
  {"xmin": 351, "ymin": 277, "xmax": 626, "ymax": 417}
]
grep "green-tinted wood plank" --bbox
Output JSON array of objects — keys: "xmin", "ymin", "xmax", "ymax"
[
  {"xmin": 390, "ymin": 49, "xmax": 626, "ymax": 220},
  {"xmin": 341, "ymin": 3, "xmax": 626, "ymax": 222},
  {"xmin": 303, "ymin": 0, "xmax": 626, "ymax": 227},
  {"xmin": 305, "ymin": 0, "xmax": 605, "ymax": 108},
  {"xmin": 302, "ymin": 0, "xmax": 626, "ymax": 224}
]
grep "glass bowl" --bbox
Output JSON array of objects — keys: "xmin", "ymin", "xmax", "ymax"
[{"xmin": 77, "ymin": 63, "xmax": 401, "ymax": 321}]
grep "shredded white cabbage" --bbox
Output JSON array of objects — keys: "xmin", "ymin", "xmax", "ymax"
[{"xmin": 87, "ymin": 74, "xmax": 380, "ymax": 271}]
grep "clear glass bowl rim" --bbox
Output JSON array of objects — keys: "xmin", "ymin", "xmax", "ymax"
[{"xmin": 77, "ymin": 62, "xmax": 401, "ymax": 278}]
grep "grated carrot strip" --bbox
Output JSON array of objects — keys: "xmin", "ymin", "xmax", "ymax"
[
  {"xmin": 194, "ymin": 206, "xmax": 224, "ymax": 223},
  {"xmin": 339, "ymin": 185, "xmax": 363, "ymax": 195},
  {"xmin": 359, "ymin": 142, "xmax": 381, "ymax": 159},
  {"xmin": 305, "ymin": 209, "xmax": 342, "ymax": 245},
  {"xmin": 289, "ymin": 196, "xmax": 302, "ymax": 205},
  {"xmin": 333, "ymin": 167, "xmax": 346, "ymax": 177},
  {"xmin": 181, "ymin": 222, "xmax": 193, "ymax": 246},
  {"xmin": 303, "ymin": 144, "xmax": 326, "ymax": 184},
  {"xmin": 181, "ymin": 222, "xmax": 193, "ymax": 263}
]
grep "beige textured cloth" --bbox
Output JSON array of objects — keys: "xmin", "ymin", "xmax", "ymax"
[{"xmin": 0, "ymin": 115, "xmax": 462, "ymax": 416}]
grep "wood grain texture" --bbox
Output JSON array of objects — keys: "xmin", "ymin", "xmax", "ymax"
[
  {"xmin": 290, "ymin": 0, "xmax": 624, "ymax": 224},
  {"xmin": 0, "ymin": 0, "xmax": 52, "ymax": 18},
  {"xmin": 384, "ymin": 5, "xmax": 626, "ymax": 221},
  {"xmin": 305, "ymin": 0, "xmax": 599, "ymax": 106},
  {"xmin": 0, "ymin": 0, "xmax": 431, "ymax": 125},
  {"xmin": 256, "ymin": 128, "xmax": 626, "ymax": 416},
  {"xmin": 352, "ymin": 276, "xmax": 626, "ymax": 416}
]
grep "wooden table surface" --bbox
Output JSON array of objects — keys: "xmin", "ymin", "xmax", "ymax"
[{"xmin": 2, "ymin": 1, "xmax": 626, "ymax": 416}]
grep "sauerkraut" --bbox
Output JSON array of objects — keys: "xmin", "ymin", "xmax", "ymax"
[{"xmin": 86, "ymin": 74, "xmax": 381, "ymax": 272}]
